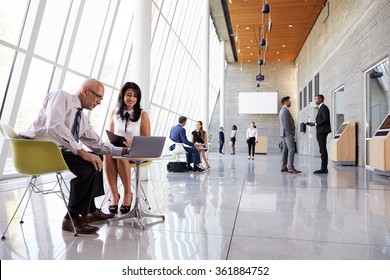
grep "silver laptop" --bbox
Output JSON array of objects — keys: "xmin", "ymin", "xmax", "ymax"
[{"xmin": 127, "ymin": 136, "xmax": 166, "ymax": 158}]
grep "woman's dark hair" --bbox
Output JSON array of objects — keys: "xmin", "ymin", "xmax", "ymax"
[
  {"xmin": 116, "ymin": 82, "xmax": 142, "ymax": 122},
  {"xmin": 232, "ymin": 125, "xmax": 237, "ymax": 130},
  {"xmin": 197, "ymin": 121, "xmax": 206, "ymax": 139}
]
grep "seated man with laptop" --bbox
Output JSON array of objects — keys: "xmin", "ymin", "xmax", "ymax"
[{"xmin": 169, "ymin": 116, "xmax": 205, "ymax": 172}]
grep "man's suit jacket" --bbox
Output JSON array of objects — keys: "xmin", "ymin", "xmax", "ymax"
[
  {"xmin": 315, "ymin": 104, "xmax": 331, "ymax": 134},
  {"xmin": 279, "ymin": 106, "xmax": 295, "ymax": 137},
  {"xmin": 169, "ymin": 124, "xmax": 195, "ymax": 147}
]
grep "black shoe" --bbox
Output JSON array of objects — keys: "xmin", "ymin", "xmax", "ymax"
[
  {"xmin": 62, "ymin": 217, "xmax": 99, "ymax": 234},
  {"xmin": 193, "ymin": 165, "xmax": 205, "ymax": 172},
  {"xmin": 314, "ymin": 169, "xmax": 328, "ymax": 174},
  {"xmin": 82, "ymin": 209, "xmax": 115, "ymax": 223},
  {"xmin": 186, "ymin": 165, "xmax": 193, "ymax": 171}
]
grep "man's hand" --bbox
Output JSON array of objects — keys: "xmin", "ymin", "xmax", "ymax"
[
  {"xmin": 121, "ymin": 147, "xmax": 131, "ymax": 156},
  {"xmin": 306, "ymin": 122, "xmax": 315, "ymax": 127},
  {"xmin": 78, "ymin": 149, "xmax": 103, "ymax": 171}
]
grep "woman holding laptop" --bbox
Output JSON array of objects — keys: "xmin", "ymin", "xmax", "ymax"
[{"xmin": 104, "ymin": 82, "xmax": 150, "ymax": 214}]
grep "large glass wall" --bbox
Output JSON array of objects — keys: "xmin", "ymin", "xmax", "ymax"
[{"xmin": 0, "ymin": 0, "xmax": 223, "ymax": 178}]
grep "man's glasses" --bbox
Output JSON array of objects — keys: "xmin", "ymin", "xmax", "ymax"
[{"xmin": 88, "ymin": 89, "xmax": 103, "ymax": 101}]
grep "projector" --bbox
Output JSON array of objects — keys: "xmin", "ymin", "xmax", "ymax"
[{"xmin": 256, "ymin": 74, "xmax": 265, "ymax": 81}]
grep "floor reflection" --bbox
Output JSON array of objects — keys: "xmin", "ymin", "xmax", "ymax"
[{"xmin": 0, "ymin": 153, "xmax": 389, "ymax": 260}]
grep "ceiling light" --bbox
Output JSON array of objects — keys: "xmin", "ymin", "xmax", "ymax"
[
  {"xmin": 288, "ymin": 24, "xmax": 293, "ymax": 28},
  {"xmin": 262, "ymin": 2, "xmax": 270, "ymax": 13}
]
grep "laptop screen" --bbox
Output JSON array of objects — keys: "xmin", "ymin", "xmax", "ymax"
[{"xmin": 127, "ymin": 136, "xmax": 166, "ymax": 158}]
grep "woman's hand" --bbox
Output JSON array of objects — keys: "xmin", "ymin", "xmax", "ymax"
[{"xmin": 123, "ymin": 139, "xmax": 133, "ymax": 148}]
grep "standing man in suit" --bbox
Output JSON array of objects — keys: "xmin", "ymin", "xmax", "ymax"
[
  {"xmin": 170, "ymin": 116, "xmax": 205, "ymax": 172},
  {"xmin": 279, "ymin": 96, "xmax": 301, "ymax": 174},
  {"xmin": 307, "ymin": 94, "xmax": 331, "ymax": 174},
  {"xmin": 219, "ymin": 127, "xmax": 225, "ymax": 154}
]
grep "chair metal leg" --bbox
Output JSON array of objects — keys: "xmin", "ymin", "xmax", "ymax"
[
  {"xmin": 57, "ymin": 173, "xmax": 77, "ymax": 236},
  {"xmin": 19, "ymin": 176, "xmax": 37, "ymax": 224},
  {"xmin": 1, "ymin": 174, "xmax": 78, "ymax": 240},
  {"xmin": 2, "ymin": 176, "xmax": 35, "ymax": 240}
]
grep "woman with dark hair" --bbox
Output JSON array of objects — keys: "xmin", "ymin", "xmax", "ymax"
[
  {"xmin": 104, "ymin": 82, "xmax": 151, "ymax": 214},
  {"xmin": 191, "ymin": 121, "xmax": 210, "ymax": 169}
]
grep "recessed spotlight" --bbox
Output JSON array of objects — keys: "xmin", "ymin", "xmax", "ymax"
[
  {"xmin": 245, "ymin": 27, "xmax": 250, "ymax": 30},
  {"xmin": 282, "ymin": 45, "xmax": 286, "ymax": 47},
  {"xmin": 288, "ymin": 24, "xmax": 293, "ymax": 28},
  {"xmin": 277, "ymin": 51, "xmax": 279, "ymax": 54},
  {"xmin": 247, "ymin": 46, "xmax": 250, "ymax": 49}
]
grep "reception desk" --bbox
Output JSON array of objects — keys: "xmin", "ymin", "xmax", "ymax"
[
  {"xmin": 369, "ymin": 114, "xmax": 390, "ymax": 173},
  {"xmin": 255, "ymin": 136, "xmax": 267, "ymax": 154},
  {"xmin": 330, "ymin": 121, "xmax": 356, "ymax": 165}
]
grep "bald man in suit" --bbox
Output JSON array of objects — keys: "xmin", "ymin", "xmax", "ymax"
[
  {"xmin": 308, "ymin": 94, "xmax": 331, "ymax": 174},
  {"xmin": 279, "ymin": 96, "xmax": 301, "ymax": 174}
]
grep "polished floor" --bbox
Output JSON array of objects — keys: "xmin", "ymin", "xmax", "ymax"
[{"xmin": 0, "ymin": 152, "xmax": 390, "ymax": 260}]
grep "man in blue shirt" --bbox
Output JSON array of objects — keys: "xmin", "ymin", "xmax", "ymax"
[{"xmin": 170, "ymin": 116, "xmax": 204, "ymax": 172}]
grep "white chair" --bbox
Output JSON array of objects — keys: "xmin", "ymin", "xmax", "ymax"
[{"xmin": 169, "ymin": 141, "xmax": 189, "ymax": 161}]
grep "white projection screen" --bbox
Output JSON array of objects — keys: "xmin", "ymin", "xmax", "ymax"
[{"xmin": 238, "ymin": 92, "xmax": 278, "ymax": 114}]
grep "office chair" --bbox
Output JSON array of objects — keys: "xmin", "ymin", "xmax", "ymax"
[
  {"xmin": 169, "ymin": 142, "xmax": 188, "ymax": 161},
  {"xmin": 0, "ymin": 123, "xmax": 77, "ymax": 239}
]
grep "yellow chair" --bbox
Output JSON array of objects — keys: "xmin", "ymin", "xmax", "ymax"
[{"xmin": 0, "ymin": 123, "xmax": 77, "ymax": 239}]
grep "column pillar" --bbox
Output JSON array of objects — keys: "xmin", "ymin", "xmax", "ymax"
[{"xmin": 201, "ymin": 0, "xmax": 210, "ymax": 132}]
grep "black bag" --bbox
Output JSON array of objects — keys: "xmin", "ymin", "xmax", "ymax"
[{"xmin": 167, "ymin": 161, "xmax": 187, "ymax": 172}]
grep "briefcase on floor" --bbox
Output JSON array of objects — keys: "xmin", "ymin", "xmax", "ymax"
[{"xmin": 167, "ymin": 161, "xmax": 187, "ymax": 172}]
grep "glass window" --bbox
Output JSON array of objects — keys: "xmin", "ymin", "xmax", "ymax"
[
  {"xmin": 0, "ymin": 0, "xmax": 29, "ymax": 46},
  {"xmin": 161, "ymin": 0, "xmax": 177, "ymax": 24},
  {"xmin": 19, "ymin": 0, "xmax": 40, "ymax": 50},
  {"xmin": 365, "ymin": 59, "xmax": 389, "ymax": 166},
  {"xmin": 34, "ymin": 0, "xmax": 72, "ymax": 62},
  {"xmin": 0, "ymin": 46, "xmax": 15, "ymax": 113},
  {"xmin": 299, "ymin": 91, "xmax": 302, "ymax": 110},
  {"xmin": 15, "ymin": 58, "xmax": 54, "ymax": 131},
  {"xmin": 68, "ymin": 0, "xmax": 110, "ymax": 75},
  {"xmin": 333, "ymin": 86, "xmax": 345, "ymax": 133},
  {"xmin": 308, "ymin": 80, "xmax": 313, "ymax": 102},
  {"xmin": 366, "ymin": 59, "xmax": 389, "ymax": 138},
  {"xmin": 314, "ymin": 73, "xmax": 320, "ymax": 96},
  {"xmin": 100, "ymin": 1, "xmax": 135, "ymax": 85}
]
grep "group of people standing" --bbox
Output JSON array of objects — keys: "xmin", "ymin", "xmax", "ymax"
[
  {"xmin": 218, "ymin": 123, "xmax": 258, "ymax": 160},
  {"xmin": 279, "ymin": 95, "xmax": 331, "ymax": 174}
]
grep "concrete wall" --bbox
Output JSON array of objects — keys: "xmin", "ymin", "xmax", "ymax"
[
  {"xmin": 210, "ymin": 61, "xmax": 297, "ymax": 154},
  {"xmin": 296, "ymin": 0, "xmax": 390, "ymax": 166}
]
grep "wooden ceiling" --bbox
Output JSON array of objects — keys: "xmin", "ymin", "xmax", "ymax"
[{"xmin": 227, "ymin": 0, "xmax": 327, "ymax": 63}]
